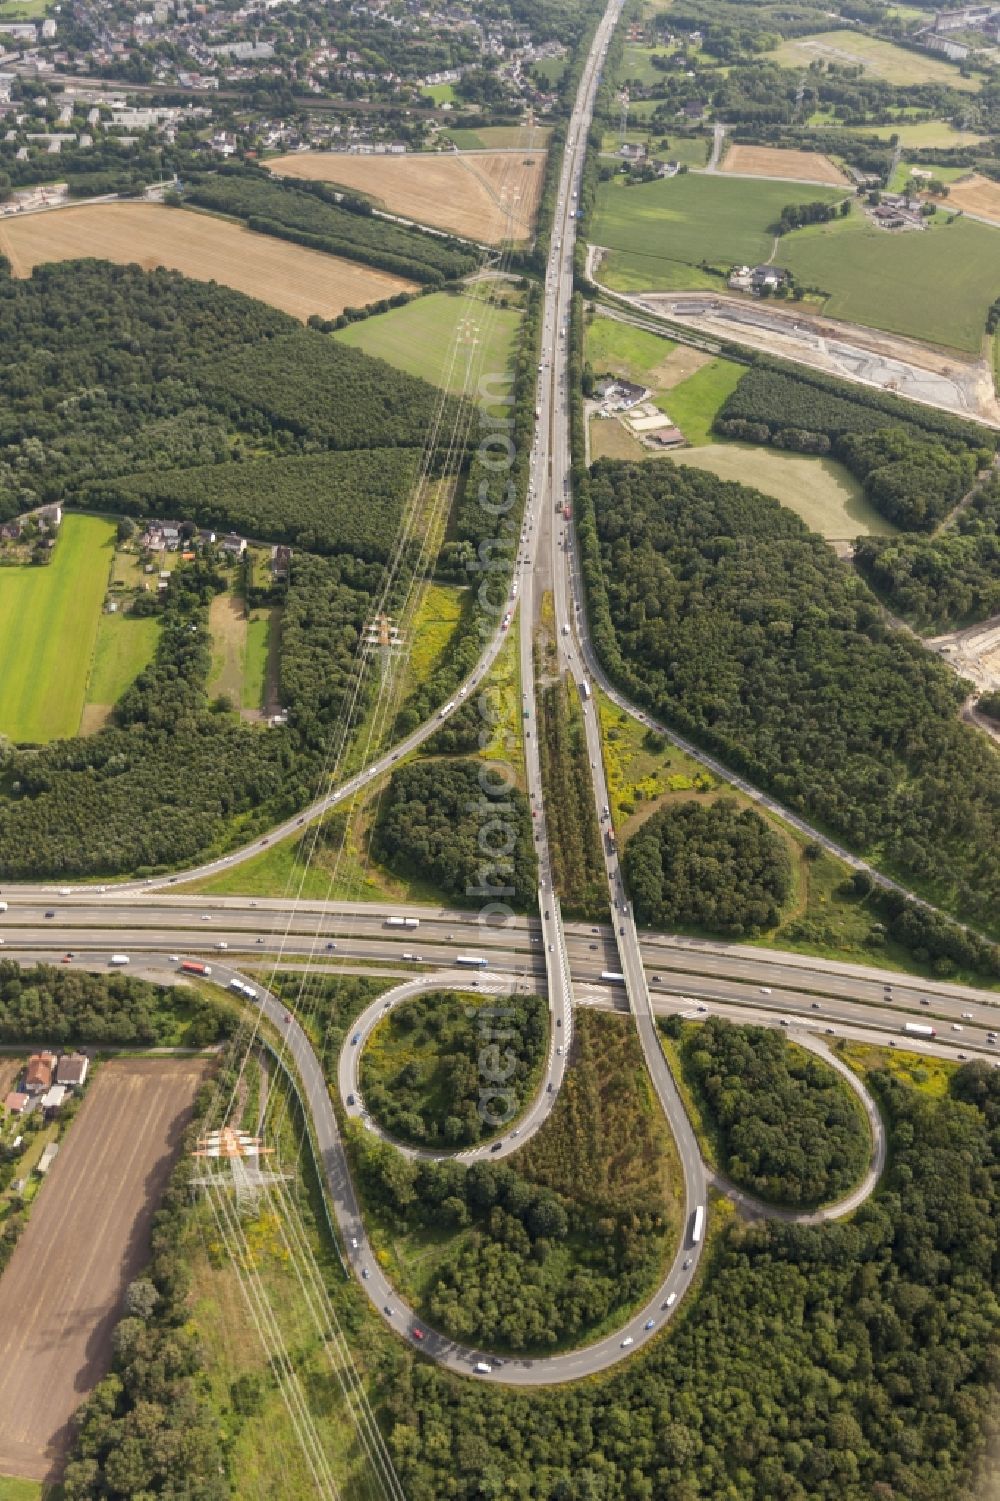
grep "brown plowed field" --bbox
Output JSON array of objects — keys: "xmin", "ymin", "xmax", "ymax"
[
  {"xmin": 0, "ymin": 202, "xmax": 414, "ymax": 319},
  {"xmin": 720, "ymin": 144, "xmax": 849, "ymax": 185},
  {"xmin": 267, "ymin": 150, "xmax": 546, "ymax": 243},
  {"xmin": 0, "ymin": 1058, "xmax": 209, "ymax": 1481},
  {"xmin": 946, "ymin": 173, "xmax": 1000, "ymax": 226}
]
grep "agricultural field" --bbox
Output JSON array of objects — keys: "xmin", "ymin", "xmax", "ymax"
[
  {"xmin": 946, "ymin": 172, "xmax": 1000, "ymax": 227},
  {"xmin": 665, "ymin": 444, "xmax": 893, "ymax": 539},
  {"xmin": 770, "ymin": 29, "xmax": 982, "ymax": 90},
  {"xmin": 267, "ymin": 150, "xmax": 546, "ymax": 244},
  {"xmin": 0, "ymin": 514, "xmax": 113, "ymax": 745},
  {"xmin": 780, "ymin": 208, "xmax": 1000, "ymax": 353},
  {"xmin": 591, "ymin": 173, "xmax": 845, "ymax": 286},
  {"xmin": 334, "ymin": 289, "xmax": 521, "ymax": 391},
  {"xmin": 0, "ymin": 203, "xmax": 414, "ymax": 321},
  {"xmin": 720, "ymin": 144, "xmax": 849, "ymax": 186},
  {"xmin": 590, "ymin": 415, "xmax": 650, "ymax": 462},
  {"xmin": 79, "ymin": 611, "xmax": 161, "ymax": 734},
  {"xmin": 442, "ymin": 124, "xmax": 551, "ymax": 150},
  {"xmin": 0, "ymin": 1059, "xmax": 208, "ymax": 1483}
]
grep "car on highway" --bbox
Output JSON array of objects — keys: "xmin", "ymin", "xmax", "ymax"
[
  {"xmin": 556, "ymin": 1045, "xmax": 563, "ymax": 1056},
  {"xmin": 683, "ymin": 1258, "xmax": 691, "ymax": 1270},
  {"xmin": 825, "ymin": 1027, "xmax": 836, "ymax": 1036},
  {"xmin": 347, "ymin": 1093, "xmax": 355, "ymax": 1107},
  {"xmin": 620, "ymin": 1336, "xmax": 634, "ymax": 1348},
  {"xmin": 44, "ymin": 910, "xmax": 55, "ymax": 918},
  {"xmin": 644, "ymin": 1318, "xmax": 655, "ymax": 1330},
  {"xmin": 962, "ymin": 1011, "xmax": 974, "ymax": 1020},
  {"xmin": 490, "ymin": 1141, "xmax": 503, "ymax": 1152},
  {"xmin": 384, "ymin": 1306, "xmax": 394, "ymax": 1318},
  {"xmin": 326, "ymin": 941, "xmax": 337, "ymax": 951},
  {"xmin": 61, "ymin": 954, "xmax": 72, "ymax": 963},
  {"xmin": 412, "ymin": 1328, "xmax": 425, "ymax": 1341},
  {"xmin": 780, "ymin": 1018, "xmax": 790, "ymax": 1027},
  {"xmin": 362, "ymin": 1267, "xmax": 370, "ymax": 1279},
  {"xmin": 759, "ymin": 986, "xmax": 772, "ymax": 995},
  {"xmin": 350, "ymin": 1237, "xmax": 358, "ymax": 1250},
  {"xmin": 811, "ymin": 1001, "xmax": 821, "ymax": 1010},
  {"xmin": 352, "ymin": 1033, "xmax": 361, "ymax": 1045}
]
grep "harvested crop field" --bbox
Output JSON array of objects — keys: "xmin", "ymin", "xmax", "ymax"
[
  {"xmin": 721, "ymin": 144, "xmax": 849, "ymax": 186},
  {"xmin": 771, "ymin": 29, "xmax": 981, "ymax": 90},
  {"xmin": 0, "ymin": 202, "xmax": 414, "ymax": 319},
  {"xmin": 0, "ymin": 1058, "xmax": 209, "ymax": 1482},
  {"xmin": 267, "ymin": 150, "xmax": 546, "ymax": 243},
  {"xmin": 946, "ymin": 173, "xmax": 1000, "ymax": 226}
]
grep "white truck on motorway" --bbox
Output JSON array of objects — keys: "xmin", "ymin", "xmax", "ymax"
[
  {"xmin": 691, "ymin": 1205, "xmax": 705, "ymax": 1244},
  {"xmin": 0, "ymin": 902, "xmax": 7, "ymax": 913},
  {"xmin": 903, "ymin": 1022, "xmax": 936, "ymax": 1038},
  {"xmin": 385, "ymin": 916, "xmax": 419, "ymax": 929},
  {"xmin": 109, "ymin": 953, "xmax": 130, "ymax": 967}
]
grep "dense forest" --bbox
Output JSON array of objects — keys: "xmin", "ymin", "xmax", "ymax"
[
  {"xmin": 0, "ymin": 261, "xmax": 484, "ymax": 877},
  {"xmin": 716, "ymin": 364, "xmax": 993, "ymax": 532},
  {"xmin": 353, "ymin": 1010, "xmax": 673, "ymax": 1350},
  {"xmin": 371, "ymin": 758, "xmax": 537, "ymax": 911},
  {"xmin": 625, "ymin": 798, "xmax": 792, "ymax": 937},
  {"xmin": 359, "ymin": 990, "xmax": 547, "ymax": 1147},
  {"xmin": 185, "ymin": 171, "xmax": 478, "ymax": 284},
  {"xmin": 95, "ymin": 447, "xmax": 418, "ymax": 562},
  {"xmin": 671, "ymin": 1016, "xmax": 870, "ymax": 1206},
  {"xmin": 854, "ymin": 472, "xmax": 1000, "ymax": 631},
  {"xmin": 0, "ymin": 962, "xmax": 225, "ymax": 1047},
  {"xmin": 387, "ymin": 1060, "xmax": 1000, "ymax": 1499},
  {"xmin": 575, "ymin": 459, "xmax": 1000, "ymax": 934},
  {"xmin": 0, "ymin": 262, "xmax": 451, "ymax": 522}
]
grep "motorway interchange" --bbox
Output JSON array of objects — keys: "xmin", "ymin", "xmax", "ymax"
[{"xmin": 4, "ymin": 0, "xmax": 1000, "ymax": 1385}]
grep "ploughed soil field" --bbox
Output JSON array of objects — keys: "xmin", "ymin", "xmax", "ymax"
[{"xmin": 0, "ymin": 1057, "xmax": 209, "ymax": 1481}]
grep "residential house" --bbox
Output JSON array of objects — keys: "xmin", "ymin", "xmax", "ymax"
[
  {"xmin": 25, "ymin": 1052, "xmax": 57, "ymax": 1095},
  {"xmin": 619, "ymin": 140, "xmax": 646, "ymax": 162},
  {"xmin": 3, "ymin": 1091, "xmax": 29, "ymax": 1115},
  {"xmin": 221, "ymin": 532, "xmax": 247, "ymax": 558},
  {"xmin": 270, "ymin": 543, "xmax": 292, "ymax": 580},
  {"xmin": 56, "ymin": 1053, "xmax": 89, "ymax": 1088}
]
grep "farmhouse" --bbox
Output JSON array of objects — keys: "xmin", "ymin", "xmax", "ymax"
[
  {"xmin": 270, "ymin": 543, "xmax": 292, "ymax": 579},
  {"xmin": 619, "ymin": 141, "xmax": 646, "ymax": 162},
  {"xmin": 594, "ymin": 376, "xmax": 648, "ymax": 409}
]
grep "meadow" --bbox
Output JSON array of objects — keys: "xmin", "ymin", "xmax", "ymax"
[
  {"xmin": 0, "ymin": 203, "xmax": 413, "ymax": 321},
  {"xmin": 591, "ymin": 173, "xmax": 845, "ymax": 282},
  {"xmin": 0, "ymin": 514, "xmax": 113, "ymax": 744},
  {"xmin": 657, "ymin": 357, "xmax": 745, "ymax": 445},
  {"xmin": 781, "ymin": 208, "xmax": 1000, "ymax": 353},
  {"xmin": 79, "ymin": 612, "xmax": 161, "ymax": 733},
  {"xmin": 665, "ymin": 445, "xmax": 893, "ymax": 539},
  {"xmin": 334, "ymin": 290, "xmax": 520, "ymax": 391},
  {"xmin": 770, "ymin": 29, "xmax": 981, "ymax": 90}
]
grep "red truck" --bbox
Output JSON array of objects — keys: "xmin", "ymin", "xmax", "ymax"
[{"xmin": 181, "ymin": 960, "xmax": 212, "ymax": 977}]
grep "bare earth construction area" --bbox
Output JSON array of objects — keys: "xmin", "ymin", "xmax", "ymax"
[
  {"xmin": 0, "ymin": 1058, "xmax": 208, "ymax": 1482},
  {"xmin": 267, "ymin": 149, "xmax": 546, "ymax": 243},
  {"xmin": 628, "ymin": 290, "xmax": 1000, "ymax": 426},
  {"xmin": 0, "ymin": 202, "xmax": 414, "ymax": 320},
  {"xmin": 720, "ymin": 144, "xmax": 849, "ymax": 186}
]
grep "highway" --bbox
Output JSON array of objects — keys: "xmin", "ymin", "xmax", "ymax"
[{"xmin": 3, "ymin": 0, "xmax": 998, "ymax": 1394}]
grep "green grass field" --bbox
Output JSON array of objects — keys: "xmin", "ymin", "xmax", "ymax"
[
  {"xmin": 83, "ymin": 613, "xmax": 160, "ymax": 715},
  {"xmin": 0, "ymin": 514, "xmax": 113, "ymax": 744},
  {"xmin": 889, "ymin": 159, "xmax": 969, "ymax": 193},
  {"xmin": 422, "ymin": 82, "xmax": 456, "ymax": 104},
  {"xmin": 781, "ymin": 208, "xmax": 1000, "ymax": 353},
  {"xmin": 598, "ymin": 252, "xmax": 724, "ymax": 294},
  {"xmin": 770, "ymin": 29, "xmax": 981, "ymax": 90},
  {"xmin": 864, "ymin": 120, "xmax": 990, "ymax": 148},
  {"xmin": 333, "ymin": 291, "xmax": 520, "ymax": 391},
  {"xmin": 0, "ymin": 1478, "xmax": 44, "ymax": 1500},
  {"xmin": 591, "ymin": 173, "xmax": 845, "ymax": 283},
  {"xmin": 657, "ymin": 358, "xmax": 745, "ymax": 445},
  {"xmin": 242, "ymin": 611, "xmax": 272, "ymax": 711},
  {"xmin": 665, "ymin": 444, "xmax": 893, "ymax": 538},
  {"xmin": 585, "ymin": 316, "xmax": 676, "ymax": 383},
  {"xmin": 0, "ymin": 0, "xmax": 50, "ymax": 15}
]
